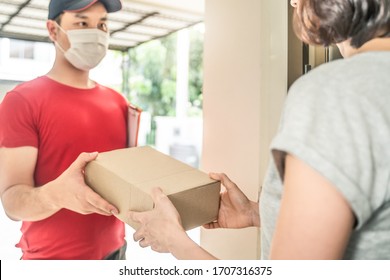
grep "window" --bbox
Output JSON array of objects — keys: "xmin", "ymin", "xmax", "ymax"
[{"xmin": 9, "ymin": 39, "xmax": 35, "ymax": 59}]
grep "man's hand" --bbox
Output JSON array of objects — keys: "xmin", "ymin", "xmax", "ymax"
[{"xmin": 49, "ymin": 152, "xmax": 119, "ymax": 216}]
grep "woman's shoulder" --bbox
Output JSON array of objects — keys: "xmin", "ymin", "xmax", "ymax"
[{"xmin": 288, "ymin": 51, "xmax": 390, "ymax": 100}]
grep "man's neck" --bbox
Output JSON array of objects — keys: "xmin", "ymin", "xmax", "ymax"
[{"xmin": 46, "ymin": 57, "xmax": 96, "ymax": 89}]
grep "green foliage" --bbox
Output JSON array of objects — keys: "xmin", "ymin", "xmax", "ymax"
[
  {"xmin": 128, "ymin": 35, "xmax": 175, "ymax": 117},
  {"xmin": 127, "ymin": 24, "xmax": 204, "ymax": 118}
]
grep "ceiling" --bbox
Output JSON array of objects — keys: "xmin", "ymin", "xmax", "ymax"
[{"xmin": 0, "ymin": 0, "xmax": 204, "ymax": 51}]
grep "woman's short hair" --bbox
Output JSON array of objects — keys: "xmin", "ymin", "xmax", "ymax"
[{"xmin": 293, "ymin": 0, "xmax": 390, "ymax": 48}]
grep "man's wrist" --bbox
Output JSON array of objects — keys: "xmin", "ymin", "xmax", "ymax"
[{"xmin": 38, "ymin": 181, "xmax": 61, "ymax": 212}]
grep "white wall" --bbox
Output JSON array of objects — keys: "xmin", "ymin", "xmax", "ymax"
[
  {"xmin": 0, "ymin": 80, "xmax": 20, "ymax": 102},
  {"xmin": 200, "ymin": 0, "xmax": 288, "ymax": 259},
  {"xmin": 0, "ymin": 39, "xmax": 54, "ymax": 82}
]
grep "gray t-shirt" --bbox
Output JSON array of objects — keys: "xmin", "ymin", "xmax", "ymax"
[{"xmin": 260, "ymin": 51, "xmax": 390, "ymax": 259}]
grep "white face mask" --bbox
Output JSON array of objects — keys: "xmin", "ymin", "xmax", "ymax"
[{"xmin": 55, "ymin": 24, "xmax": 109, "ymax": 71}]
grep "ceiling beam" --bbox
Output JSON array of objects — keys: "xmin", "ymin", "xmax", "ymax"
[{"xmin": 0, "ymin": 0, "xmax": 33, "ymax": 32}]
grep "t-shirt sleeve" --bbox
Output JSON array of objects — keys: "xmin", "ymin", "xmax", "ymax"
[
  {"xmin": 0, "ymin": 91, "xmax": 39, "ymax": 148},
  {"xmin": 270, "ymin": 75, "xmax": 381, "ymax": 229}
]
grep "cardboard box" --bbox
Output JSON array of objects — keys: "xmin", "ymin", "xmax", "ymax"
[{"xmin": 85, "ymin": 146, "xmax": 221, "ymax": 231}]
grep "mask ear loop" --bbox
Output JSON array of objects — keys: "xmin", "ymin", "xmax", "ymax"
[{"xmin": 53, "ymin": 21, "xmax": 67, "ymax": 54}]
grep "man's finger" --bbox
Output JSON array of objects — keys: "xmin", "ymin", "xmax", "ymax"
[
  {"xmin": 71, "ymin": 152, "xmax": 98, "ymax": 170},
  {"xmin": 86, "ymin": 189, "xmax": 118, "ymax": 215},
  {"xmin": 85, "ymin": 206, "xmax": 113, "ymax": 216}
]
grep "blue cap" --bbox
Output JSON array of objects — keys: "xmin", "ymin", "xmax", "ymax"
[{"xmin": 48, "ymin": 0, "xmax": 122, "ymax": 20}]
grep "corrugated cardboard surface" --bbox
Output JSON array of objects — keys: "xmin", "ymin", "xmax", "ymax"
[{"xmin": 85, "ymin": 146, "xmax": 221, "ymax": 230}]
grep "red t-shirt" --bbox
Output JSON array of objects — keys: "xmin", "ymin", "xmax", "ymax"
[{"xmin": 0, "ymin": 76, "xmax": 128, "ymax": 259}]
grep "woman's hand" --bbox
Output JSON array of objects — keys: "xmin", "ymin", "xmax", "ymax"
[
  {"xmin": 129, "ymin": 187, "xmax": 186, "ymax": 253},
  {"xmin": 128, "ymin": 187, "xmax": 218, "ymax": 259},
  {"xmin": 205, "ymin": 173, "xmax": 260, "ymax": 229}
]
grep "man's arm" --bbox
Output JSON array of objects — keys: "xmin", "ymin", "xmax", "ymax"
[{"xmin": 0, "ymin": 147, "xmax": 119, "ymax": 222}]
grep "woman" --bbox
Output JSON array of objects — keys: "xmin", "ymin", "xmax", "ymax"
[{"xmin": 128, "ymin": 0, "xmax": 390, "ymax": 259}]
